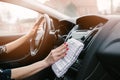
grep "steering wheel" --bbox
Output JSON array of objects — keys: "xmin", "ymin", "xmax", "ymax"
[{"xmin": 30, "ymin": 14, "xmax": 52, "ymax": 56}]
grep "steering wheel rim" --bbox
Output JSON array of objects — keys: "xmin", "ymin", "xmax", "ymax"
[{"xmin": 30, "ymin": 14, "xmax": 51, "ymax": 56}]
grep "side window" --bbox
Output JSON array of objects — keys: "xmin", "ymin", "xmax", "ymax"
[{"xmin": 0, "ymin": 2, "xmax": 39, "ymax": 36}]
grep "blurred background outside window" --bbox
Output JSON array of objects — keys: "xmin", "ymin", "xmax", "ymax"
[
  {"xmin": 43, "ymin": 0, "xmax": 120, "ymax": 16},
  {"xmin": 0, "ymin": 2, "xmax": 39, "ymax": 35},
  {"xmin": 0, "ymin": 0, "xmax": 120, "ymax": 35}
]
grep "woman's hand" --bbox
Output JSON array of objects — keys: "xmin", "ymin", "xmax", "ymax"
[
  {"xmin": 5, "ymin": 17, "xmax": 43, "ymax": 54},
  {"xmin": 26, "ymin": 17, "xmax": 43, "ymax": 39},
  {"xmin": 43, "ymin": 43, "xmax": 68, "ymax": 66},
  {"xmin": 11, "ymin": 43, "xmax": 68, "ymax": 79}
]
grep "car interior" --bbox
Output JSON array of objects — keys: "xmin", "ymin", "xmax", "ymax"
[{"xmin": 0, "ymin": 0, "xmax": 120, "ymax": 80}]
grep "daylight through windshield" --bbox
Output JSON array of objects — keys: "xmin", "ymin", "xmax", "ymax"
[
  {"xmin": 39, "ymin": 0, "xmax": 120, "ymax": 17},
  {"xmin": 0, "ymin": 0, "xmax": 120, "ymax": 35}
]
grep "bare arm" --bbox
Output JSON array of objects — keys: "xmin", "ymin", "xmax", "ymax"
[
  {"xmin": 5, "ymin": 34, "xmax": 30, "ymax": 53},
  {"xmin": 2, "ymin": 16, "xmax": 68, "ymax": 79},
  {"xmin": 11, "ymin": 60, "xmax": 48, "ymax": 79},
  {"xmin": 5, "ymin": 17, "xmax": 42, "ymax": 53},
  {"xmin": 11, "ymin": 43, "xmax": 68, "ymax": 79}
]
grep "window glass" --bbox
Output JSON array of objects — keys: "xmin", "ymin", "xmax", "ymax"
[
  {"xmin": 0, "ymin": 2, "xmax": 39, "ymax": 36},
  {"xmin": 42, "ymin": 0, "xmax": 120, "ymax": 16}
]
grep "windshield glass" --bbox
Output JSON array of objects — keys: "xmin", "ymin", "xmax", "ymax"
[
  {"xmin": 0, "ymin": 0, "xmax": 119, "ymax": 36},
  {"xmin": 0, "ymin": 2, "xmax": 39, "ymax": 36},
  {"xmin": 38, "ymin": 0, "xmax": 120, "ymax": 17}
]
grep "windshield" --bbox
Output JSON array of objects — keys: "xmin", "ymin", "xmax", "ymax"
[
  {"xmin": 38, "ymin": 0, "xmax": 120, "ymax": 17},
  {"xmin": 0, "ymin": 2, "xmax": 39, "ymax": 35},
  {"xmin": 0, "ymin": 0, "xmax": 119, "ymax": 36}
]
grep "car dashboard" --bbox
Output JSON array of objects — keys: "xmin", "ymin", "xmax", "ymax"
[
  {"xmin": 53, "ymin": 15, "xmax": 109, "ymax": 80},
  {"xmin": 56, "ymin": 15, "xmax": 120, "ymax": 80},
  {"xmin": 2, "ymin": 14, "xmax": 120, "ymax": 80}
]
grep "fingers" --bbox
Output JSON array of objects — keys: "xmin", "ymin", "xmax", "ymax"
[
  {"xmin": 53, "ymin": 43, "xmax": 69, "ymax": 58},
  {"xmin": 54, "ymin": 47, "xmax": 68, "ymax": 61},
  {"xmin": 44, "ymin": 43, "xmax": 69, "ymax": 65},
  {"xmin": 55, "ymin": 42, "xmax": 68, "ymax": 52},
  {"xmin": 57, "ymin": 49, "xmax": 67, "ymax": 57},
  {"xmin": 56, "ymin": 53, "xmax": 66, "ymax": 60},
  {"xmin": 33, "ymin": 16, "xmax": 44, "ymax": 30},
  {"xmin": 49, "ymin": 48, "xmax": 67, "ymax": 64}
]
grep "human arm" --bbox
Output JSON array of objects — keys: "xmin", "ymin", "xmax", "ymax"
[
  {"xmin": 11, "ymin": 43, "xmax": 68, "ymax": 79},
  {"xmin": 4, "ymin": 17, "xmax": 42, "ymax": 53},
  {"xmin": 11, "ymin": 60, "xmax": 48, "ymax": 79}
]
